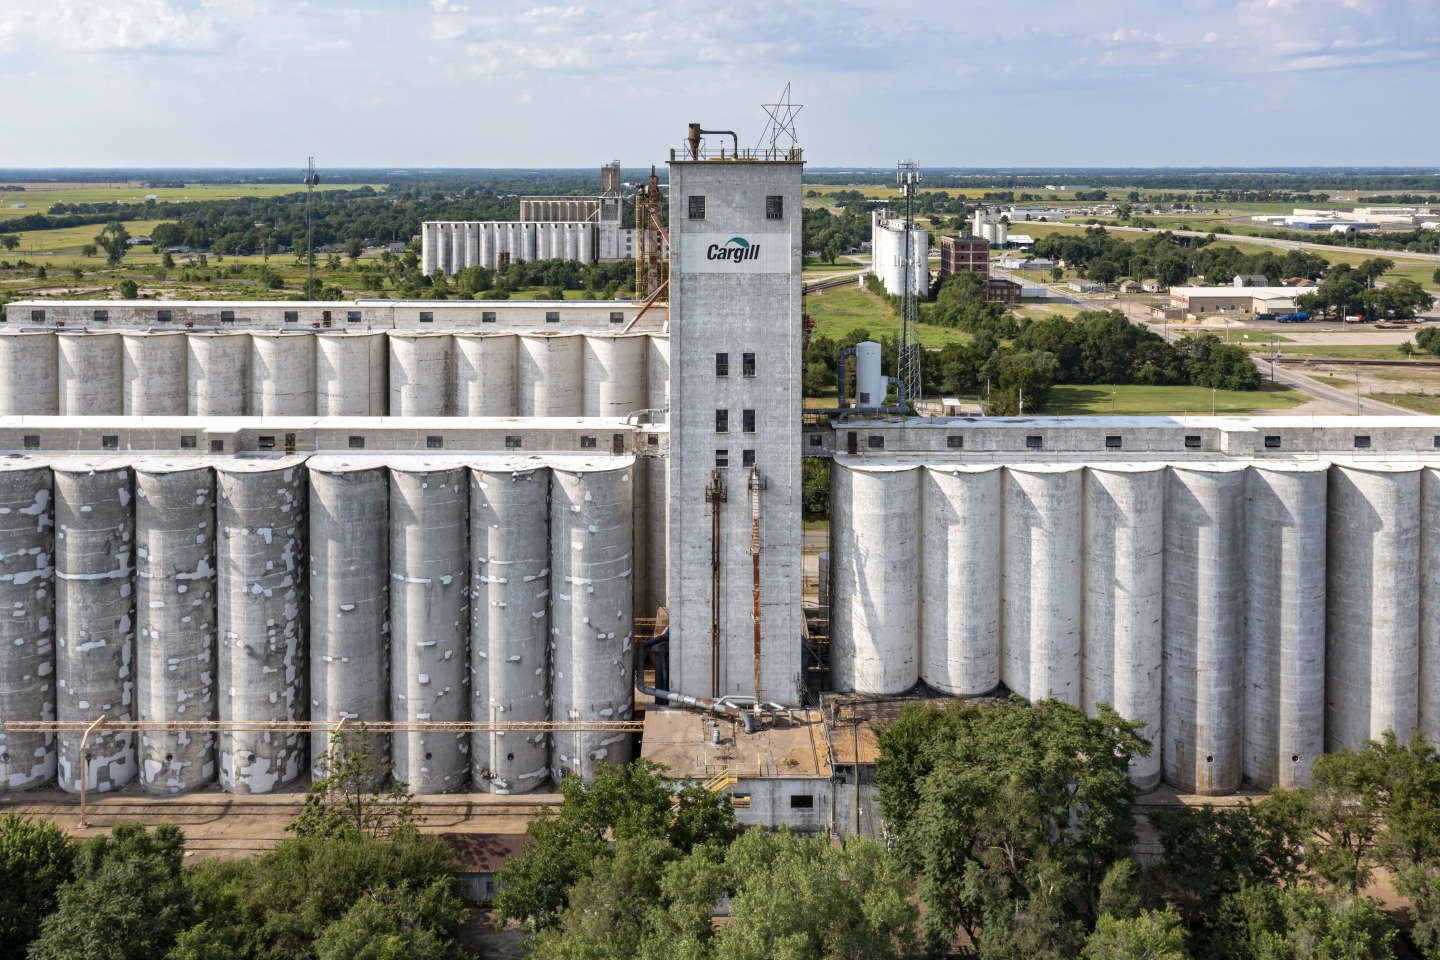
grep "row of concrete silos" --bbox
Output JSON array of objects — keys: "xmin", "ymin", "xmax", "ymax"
[
  {"xmin": 830, "ymin": 459, "xmax": 1440, "ymax": 796},
  {"xmin": 0, "ymin": 330, "xmax": 669, "ymax": 419},
  {"xmin": 0, "ymin": 455, "xmax": 635, "ymax": 796}
]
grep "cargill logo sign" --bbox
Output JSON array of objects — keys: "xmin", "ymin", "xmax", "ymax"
[{"xmin": 706, "ymin": 236, "xmax": 760, "ymax": 263}]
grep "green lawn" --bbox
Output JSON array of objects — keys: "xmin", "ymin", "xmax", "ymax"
[
  {"xmin": 5, "ymin": 220, "xmax": 168, "ymax": 255},
  {"xmin": 1047, "ymin": 383, "xmax": 1306, "ymax": 416},
  {"xmin": 1244, "ymin": 343, "xmax": 1415, "ymax": 361},
  {"xmin": 1371, "ymin": 393, "xmax": 1440, "ymax": 414},
  {"xmin": 805, "ymin": 284, "xmax": 969, "ymax": 347},
  {"xmin": 0, "ymin": 183, "xmax": 383, "ymax": 221}
]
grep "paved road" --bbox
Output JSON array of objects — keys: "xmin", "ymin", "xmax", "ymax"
[{"xmin": 1028, "ymin": 220, "xmax": 1440, "ymax": 264}]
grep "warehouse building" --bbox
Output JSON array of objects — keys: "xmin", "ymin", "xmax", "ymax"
[{"xmin": 1169, "ymin": 284, "xmax": 1317, "ymax": 315}]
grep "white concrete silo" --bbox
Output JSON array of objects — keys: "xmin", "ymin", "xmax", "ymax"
[{"xmin": 920, "ymin": 465, "xmax": 1001, "ymax": 697}]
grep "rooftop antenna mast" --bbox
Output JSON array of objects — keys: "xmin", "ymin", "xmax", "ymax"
[
  {"xmin": 759, "ymin": 83, "xmax": 803, "ymax": 159},
  {"xmin": 303, "ymin": 157, "xmax": 319, "ymax": 300},
  {"xmin": 896, "ymin": 161, "xmax": 922, "ymax": 408}
]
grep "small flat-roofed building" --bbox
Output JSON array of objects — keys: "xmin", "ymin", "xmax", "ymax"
[
  {"xmin": 1170, "ymin": 285, "xmax": 1317, "ymax": 315},
  {"xmin": 986, "ymin": 277, "xmax": 1023, "ymax": 303}
]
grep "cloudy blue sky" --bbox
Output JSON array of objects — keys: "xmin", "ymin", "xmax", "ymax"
[{"xmin": 2, "ymin": 0, "xmax": 1437, "ymax": 168}]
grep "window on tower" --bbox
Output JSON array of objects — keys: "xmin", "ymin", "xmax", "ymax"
[
  {"xmin": 766, "ymin": 195, "xmax": 784, "ymax": 220},
  {"xmin": 715, "ymin": 409, "xmax": 729, "ymax": 433},
  {"xmin": 688, "ymin": 195, "xmax": 706, "ymax": 220}
]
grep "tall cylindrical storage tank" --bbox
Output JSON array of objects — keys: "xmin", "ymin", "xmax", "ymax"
[
  {"xmin": 1326, "ymin": 463, "xmax": 1421, "ymax": 752},
  {"xmin": 389, "ymin": 333, "xmax": 452, "ymax": 417},
  {"xmin": 0, "ymin": 332, "xmax": 58, "ymax": 415},
  {"xmin": 550, "ymin": 462, "xmax": 634, "ymax": 782},
  {"xmin": 1244, "ymin": 464, "xmax": 1327, "ymax": 789},
  {"xmin": 316, "ymin": 333, "xmax": 387, "ymax": 416},
  {"xmin": 1082, "ymin": 465, "xmax": 1165, "ymax": 790},
  {"xmin": 921, "ymin": 466, "xmax": 1001, "ymax": 697},
  {"xmin": 53, "ymin": 464, "xmax": 135, "ymax": 794},
  {"xmin": 133, "ymin": 463, "xmax": 216, "ymax": 794},
  {"xmin": 471, "ymin": 466, "xmax": 551, "ymax": 793},
  {"xmin": 250, "ymin": 332, "xmax": 316, "ymax": 416},
  {"xmin": 308, "ymin": 461, "xmax": 389, "ymax": 779},
  {"xmin": 1163, "ymin": 464, "xmax": 1246, "ymax": 795},
  {"xmin": 582, "ymin": 335, "xmax": 647, "ymax": 417},
  {"xmin": 831, "ymin": 463, "xmax": 920, "ymax": 694},
  {"xmin": 57, "ymin": 332, "xmax": 123, "ymax": 416},
  {"xmin": 121, "ymin": 332, "xmax": 188, "ymax": 416},
  {"xmin": 1002, "ymin": 466, "xmax": 1083, "ymax": 705},
  {"xmin": 1422, "ymin": 468, "xmax": 1440, "ymax": 746},
  {"xmin": 855, "ymin": 341, "xmax": 883, "ymax": 408},
  {"xmin": 0, "ymin": 464, "xmax": 55, "ymax": 790},
  {"xmin": 215, "ymin": 460, "xmax": 306, "ymax": 794},
  {"xmin": 186, "ymin": 332, "xmax": 249, "ymax": 416},
  {"xmin": 389, "ymin": 465, "xmax": 468, "ymax": 794},
  {"xmin": 646, "ymin": 335, "xmax": 669, "ymax": 413},
  {"xmin": 452, "ymin": 335, "xmax": 518, "ymax": 417},
  {"xmin": 518, "ymin": 334, "xmax": 583, "ymax": 417}
]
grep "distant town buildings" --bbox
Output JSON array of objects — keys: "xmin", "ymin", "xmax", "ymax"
[{"xmin": 938, "ymin": 234, "xmax": 1022, "ymax": 303}]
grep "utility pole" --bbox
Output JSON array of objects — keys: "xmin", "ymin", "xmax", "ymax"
[{"xmin": 304, "ymin": 157, "xmax": 319, "ymax": 300}]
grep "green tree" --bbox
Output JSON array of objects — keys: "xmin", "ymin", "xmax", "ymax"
[
  {"xmin": 290, "ymin": 724, "xmax": 419, "ymax": 840},
  {"xmin": 346, "ymin": 237, "xmax": 365, "ymax": 262},
  {"xmin": 118, "ymin": 278, "xmax": 139, "ymax": 299},
  {"xmin": 0, "ymin": 233, "xmax": 18, "ymax": 252},
  {"xmin": 802, "ymin": 459, "xmax": 830, "ymax": 520},
  {"xmin": 29, "ymin": 824, "xmax": 191, "ymax": 960},
  {"xmin": 0, "ymin": 814, "xmax": 75, "ymax": 959},
  {"xmin": 1201, "ymin": 885, "xmax": 1395, "ymax": 960},
  {"xmin": 983, "ymin": 349, "xmax": 1057, "ymax": 414},
  {"xmin": 314, "ymin": 879, "xmax": 463, "ymax": 960},
  {"xmin": 1083, "ymin": 908, "xmax": 1190, "ymax": 960},
  {"xmin": 94, "ymin": 221, "xmax": 131, "ymax": 266}
]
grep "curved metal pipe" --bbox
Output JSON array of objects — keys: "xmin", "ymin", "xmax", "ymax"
[{"xmin": 637, "ymin": 633, "xmax": 794, "ymax": 733}]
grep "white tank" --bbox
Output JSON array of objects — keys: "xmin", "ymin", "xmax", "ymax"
[
  {"xmin": 214, "ymin": 460, "xmax": 306, "ymax": 794},
  {"xmin": 250, "ymin": 332, "xmax": 316, "ymax": 416},
  {"xmin": 1422, "ymin": 468, "xmax": 1440, "ymax": 746},
  {"xmin": 470, "ymin": 465, "xmax": 551, "ymax": 793},
  {"xmin": 121, "ymin": 332, "xmax": 188, "ymax": 416},
  {"xmin": 53, "ymin": 464, "xmax": 136, "ymax": 794},
  {"xmin": 854, "ymin": 341, "xmax": 883, "ymax": 409},
  {"xmin": 921, "ymin": 466, "xmax": 1001, "ymax": 696},
  {"xmin": 550, "ymin": 462, "xmax": 634, "ymax": 782},
  {"xmin": 1083, "ymin": 465, "xmax": 1165, "ymax": 790},
  {"xmin": 1244, "ymin": 464, "xmax": 1327, "ymax": 790},
  {"xmin": 646, "ymin": 335, "xmax": 670, "ymax": 413},
  {"xmin": 315, "ymin": 333, "xmax": 387, "ymax": 416},
  {"xmin": 57, "ymin": 332, "xmax": 123, "ymax": 415},
  {"xmin": 1002, "ymin": 466, "xmax": 1083, "ymax": 705},
  {"xmin": 1163, "ymin": 464, "xmax": 1246, "ymax": 796},
  {"xmin": 831, "ymin": 463, "xmax": 920, "ymax": 694},
  {"xmin": 389, "ymin": 333, "xmax": 453, "ymax": 417},
  {"xmin": 389, "ymin": 465, "xmax": 469, "ymax": 794},
  {"xmin": 583, "ymin": 335, "xmax": 647, "ymax": 417},
  {"xmin": 518, "ymin": 334, "xmax": 583, "ymax": 417},
  {"xmin": 133, "ymin": 463, "xmax": 216, "ymax": 794},
  {"xmin": 1326, "ymin": 463, "xmax": 1421, "ymax": 752},
  {"xmin": 0, "ymin": 332, "xmax": 58, "ymax": 415},
  {"xmin": 186, "ymin": 332, "xmax": 249, "ymax": 416},
  {"xmin": 452, "ymin": 335, "xmax": 518, "ymax": 416},
  {"xmin": 308, "ymin": 462, "xmax": 390, "ymax": 780},
  {"xmin": 0, "ymin": 464, "xmax": 55, "ymax": 790}
]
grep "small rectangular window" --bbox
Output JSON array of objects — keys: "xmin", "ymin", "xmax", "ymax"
[
  {"xmin": 1105, "ymin": 435, "xmax": 1123, "ymax": 449},
  {"xmin": 742, "ymin": 449, "xmax": 755, "ymax": 467},
  {"xmin": 715, "ymin": 449, "xmax": 729, "ymax": 468},
  {"xmin": 947, "ymin": 435, "xmax": 964, "ymax": 449},
  {"xmin": 30, "ymin": 310, "xmax": 45, "ymax": 322},
  {"xmin": 1184, "ymin": 435, "xmax": 1202, "ymax": 449},
  {"xmin": 22, "ymin": 434, "xmax": 40, "ymax": 450},
  {"xmin": 789, "ymin": 795, "xmax": 815, "ymax": 809},
  {"xmin": 868, "ymin": 435, "xmax": 884, "ymax": 450},
  {"xmin": 1354, "ymin": 435, "xmax": 1372, "ymax": 449},
  {"xmin": 729, "ymin": 793, "xmax": 751, "ymax": 808},
  {"xmin": 1025, "ymin": 435, "xmax": 1043, "ymax": 450},
  {"xmin": 419, "ymin": 311, "xmax": 434, "ymax": 323},
  {"xmin": 742, "ymin": 409, "xmax": 755, "ymax": 433},
  {"xmin": 647, "ymin": 434, "xmax": 659, "ymax": 447},
  {"xmin": 426, "ymin": 435, "xmax": 443, "ymax": 449},
  {"xmin": 742, "ymin": 353, "xmax": 756, "ymax": 377},
  {"xmin": 220, "ymin": 310, "xmax": 236, "ymax": 323},
  {"xmin": 257, "ymin": 435, "xmax": 276, "ymax": 449},
  {"xmin": 92, "ymin": 309, "xmax": 109, "ymax": 322},
  {"xmin": 505, "ymin": 435, "xmax": 522, "ymax": 449},
  {"xmin": 1264, "ymin": 435, "xmax": 1281, "ymax": 449},
  {"xmin": 715, "ymin": 409, "xmax": 729, "ymax": 434},
  {"xmin": 179, "ymin": 435, "xmax": 197, "ymax": 449},
  {"xmin": 688, "ymin": 195, "xmax": 706, "ymax": 220},
  {"xmin": 809, "ymin": 434, "xmax": 822, "ymax": 447},
  {"xmin": 283, "ymin": 311, "xmax": 299, "ymax": 323},
  {"xmin": 580, "ymin": 435, "xmax": 597, "ymax": 449},
  {"xmin": 348, "ymin": 436, "xmax": 365, "ymax": 449},
  {"xmin": 609, "ymin": 311, "xmax": 624, "ymax": 324},
  {"xmin": 766, "ymin": 195, "xmax": 784, "ymax": 220},
  {"xmin": 715, "ymin": 353, "xmax": 729, "ymax": 377},
  {"xmin": 346, "ymin": 311, "xmax": 362, "ymax": 323},
  {"xmin": 482, "ymin": 311, "xmax": 497, "ymax": 323},
  {"xmin": 155, "ymin": 309, "xmax": 173, "ymax": 323},
  {"xmin": 210, "ymin": 439, "xmax": 225, "ymax": 453},
  {"xmin": 545, "ymin": 311, "xmax": 560, "ymax": 323},
  {"xmin": 101, "ymin": 435, "xmax": 118, "ymax": 450}
]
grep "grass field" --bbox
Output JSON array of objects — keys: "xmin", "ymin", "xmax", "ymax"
[
  {"xmin": 805, "ymin": 285, "xmax": 969, "ymax": 347},
  {"xmin": 0, "ymin": 183, "xmax": 382, "ymax": 221},
  {"xmin": 1047, "ymin": 383, "xmax": 1306, "ymax": 415},
  {"xmin": 1371, "ymin": 393, "xmax": 1440, "ymax": 414},
  {"xmin": 5, "ymin": 220, "xmax": 168, "ymax": 255},
  {"xmin": 1244, "ymin": 343, "xmax": 1416, "ymax": 360}
]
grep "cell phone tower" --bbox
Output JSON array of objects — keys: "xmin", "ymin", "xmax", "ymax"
[
  {"xmin": 303, "ymin": 157, "xmax": 319, "ymax": 300},
  {"xmin": 896, "ymin": 161, "xmax": 922, "ymax": 408}
]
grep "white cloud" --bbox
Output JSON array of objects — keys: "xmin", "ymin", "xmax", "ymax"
[{"xmin": 8, "ymin": 0, "xmax": 228, "ymax": 54}]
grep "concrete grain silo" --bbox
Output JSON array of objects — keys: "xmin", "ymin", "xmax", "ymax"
[
  {"xmin": 57, "ymin": 332, "xmax": 123, "ymax": 416},
  {"xmin": 250, "ymin": 332, "xmax": 316, "ymax": 416},
  {"xmin": 121, "ymin": 332, "xmax": 188, "ymax": 416},
  {"xmin": 920, "ymin": 465, "xmax": 1001, "ymax": 697},
  {"xmin": 0, "ymin": 464, "xmax": 55, "ymax": 790},
  {"xmin": 451, "ymin": 335, "xmax": 518, "ymax": 417},
  {"xmin": 518, "ymin": 334, "xmax": 583, "ymax": 418},
  {"xmin": 583, "ymin": 335, "xmax": 647, "ymax": 418},
  {"xmin": 186, "ymin": 332, "xmax": 250, "ymax": 416},
  {"xmin": 316, "ymin": 333, "xmax": 387, "ymax": 416},
  {"xmin": 389, "ymin": 333, "xmax": 453, "ymax": 417},
  {"xmin": 1421, "ymin": 467, "xmax": 1440, "ymax": 746},
  {"xmin": 0, "ymin": 332, "xmax": 59, "ymax": 415}
]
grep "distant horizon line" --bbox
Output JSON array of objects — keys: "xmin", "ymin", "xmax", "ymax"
[{"xmin": 1, "ymin": 165, "xmax": 1439, "ymax": 176}]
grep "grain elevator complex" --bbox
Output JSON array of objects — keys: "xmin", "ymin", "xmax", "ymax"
[{"xmin": 2, "ymin": 121, "xmax": 1440, "ymax": 838}]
